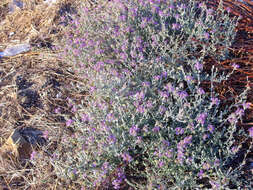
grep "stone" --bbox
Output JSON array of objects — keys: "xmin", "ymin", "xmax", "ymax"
[{"xmin": 0, "ymin": 127, "xmax": 46, "ymax": 160}]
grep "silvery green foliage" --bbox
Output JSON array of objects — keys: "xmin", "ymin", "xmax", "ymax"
[{"xmin": 54, "ymin": 0, "xmax": 251, "ymax": 189}]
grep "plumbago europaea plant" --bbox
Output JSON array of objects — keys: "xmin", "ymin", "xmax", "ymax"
[{"xmin": 51, "ymin": 0, "xmax": 252, "ymax": 189}]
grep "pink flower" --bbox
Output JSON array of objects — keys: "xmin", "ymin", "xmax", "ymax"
[{"xmin": 66, "ymin": 119, "xmax": 73, "ymax": 126}]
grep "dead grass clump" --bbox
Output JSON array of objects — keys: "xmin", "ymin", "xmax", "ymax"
[{"xmin": 0, "ymin": 0, "xmax": 80, "ymax": 46}]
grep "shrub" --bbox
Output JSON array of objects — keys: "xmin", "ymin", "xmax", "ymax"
[{"xmin": 53, "ymin": 0, "xmax": 251, "ymax": 189}]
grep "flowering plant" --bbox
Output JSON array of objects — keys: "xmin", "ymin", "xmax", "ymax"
[{"xmin": 54, "ymin": 0, "xmax": 251, "ymax": 189}]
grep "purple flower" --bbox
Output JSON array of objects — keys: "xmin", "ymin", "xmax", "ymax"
[
  {"xmin": 178, "ymin": 91, "xmax": 188, "ymax": 99},
  {"xmin": 168, "ymin": 4, "xmax": 175, "ymax": 9},
  {"xmin": 42, "ymin": 130, "xmax": 49, "ymax": 139},
  {"xmin": 179, "ymin": 4, "xmax": 187, "ymax": 9},
  {"xmin": 175, "ymin": 14, "xmax": 180, "ymax": 20},
  {"xmin": 226, "ymin": 7, "xmax": 231, "ymax": 13},
  {"xmin": 71, "ymin": 105, "xmax": 77, "ymax": 112},
  {"xmin": 159, "ymin": 90, "xmax": 170, "ymax": 98},
  {"xmin": 249, "ymin": 127, "xmax": 253, "ymax": 137},
  {"xmin": 214, "ymin": 159, "xmax": 220, "ymax": 166},
  {"xmin": 206, "ymin": 8, "xmax": 213, "ymax": 15},
  {"xmin": 106, "ymin": 113, "xmax": 115, "ymax": 122},
  {"xmin": 120, "ymin": 52, "xmax": 127, "ymax": 60},
  {"xmin": 136, "ymin": 136, "xmax": 142, "ymax": 144},
  {"xmin": 162, "ymin": 71, "xmax": 167, "ymax": 78},
  {"xmin": 158, "ymin": 161, "xmax": 164, "ymax": 168},
  {"xmin": 119, "ymin": 14, "xmax": 127, "ymax": 22},
  {"xmin": 198, "ymin": 169, "xmax": 204, "ymax": 179},
  {"xmin": 211, "ymin": 97, "xmax": 220, "ymax": 105},
  {"xmin": 197, "ymin": 88, "xmax": 205, "ymax": 95},
  {"xmin": 164, "ymin": 83, "xmax": 175, "ymax": 92},
  {"xmin": 82, "ymin": 114, "xmax": 90, "ymax": 123},
  {"xmin": 108, "ymin": 135, "xmax": 116, "ymax": 144},
  {"xmin": 142, "ymin": 125, "xmax": 148, "ymax": 133},
  {"xmin": 102, "ymin": 162, "xmax": 109, "ymax": 171},
  {"xmin": 154, "ymin": 75, "xmax": 161, "ymax": 80},
  {"xmin": 146, "ymin": 100, "xmax": 153, "ymax": 108},
  {"xmin": 232, "ymin": 63, "xmax": 239, "ymax": 69},
  {"xmin": 231, "ymin": 146, "xmax": 239, "ymax": 154},
  {"xmin": 175, "ymin": 127, "xmax": 184, "ymax": 135},
  {"xmin": 159, "ymin": 105, "xmax": 166, "ymax": 114},
  {"xmin": 172, "ymin": 23, "xmax": 181, "ymax": 30},
  {"xmin": 163, "ymin": 140, "xmax": 170, "ymax": 147},
  {"xmin": 186, "ymin": 157, "xmax": 193, "ymax": 165},
  {"xmin": 66, "ymin": 119, "xmax": 73, "ymax": 126},
  {"xmin": 203, "ymin": 133, "xmax": 209, "ymax": 140},
  {"xmin": 152, "ymin": 126, "xmax": 160, "ymax": 132},
  {"xmin": 129, "ymin": 125, "xmax": 139, "ymax": 136},
  {"xmin": 177, "ymin": 149, "xmax": 185, "ymax": 164},
  {"xmin": 228, "ymin": 113, "xmax": 237, "ymax": 124},
  {"xmin": 112, "ymin": 179, "xmax": 121, "ymax": 189},
  {"xmin": 198, "ymin": 2, "xmax": 205, "ymax": 8},
  {"xmin": 140, "ymin": 20, "xmax": 147, "ymax": 28},
  {"xmin": 186, "ymin": 75, "xmax": 193, "ymax": 82},
  {"xmin": 142, "ymin": 81, "xmax": 150, "ymax": 87},
  {"xmin": 135, "ymin": 91, "xmax": 145, "ymax": 100},
  {"xmin": 235, "ymin": 108, "xmax": 244, "ymax": 117},
  {"xmin": 195, "ymin": 61, "xmax": 203, "ymax": 71},
  {"xmin": 207, "ymin": 124, "xmax": 214, "ymax": 133},
  {"xmin": 203, "ymin": 32, "xmax": 209, "ymax": 40},
  {"xmin": 203, "ymin": 162, "xmax": 211, "ymax": 170},
  {"xmin": 54, "ymin": 107, "xmax": 61, "ymax": 114},
  {"xmin": 183, "ymin": 135, "xmax": 192, "ymax": 145},
  {"xmin": 196, "ymin": 113, "xmax": 208, "ymax": 125},
  {"xmin": 165, "ymin": 150, "xmax": 173, "ymax": 158},
  {"xmin": 137, "ymin": 105, "xmax": 145, "ymax": 113},
  {"xmin": 90, "ymin": 86, "xmax": 96, "ymax": 93},
  {"xmin": 30, "ymin": 151, "xmax": 36, "ymax": 160},
  {"xmin": 158, "ymin": 10, "xmax": 165, "ymax": 17},
  {"xmin": 210, "ymin": 180, "xmax": 220, "ymax": 189},
  {"xmin": 242, "ymin": 102, "xmax": 251, "ymax": 110},
  {"xmin": 122, "ymin": 153, "xmax": 132, "ymax": 162}
]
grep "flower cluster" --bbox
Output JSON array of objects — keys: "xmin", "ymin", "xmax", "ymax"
[{"xmin": 53, "ymin": 0, "xmax": 251, "ymax": 189}]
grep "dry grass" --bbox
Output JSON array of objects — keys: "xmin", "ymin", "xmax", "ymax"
[{"xmin": 0, "ymin": 0, "xmax": 252, "ymax": 189}]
